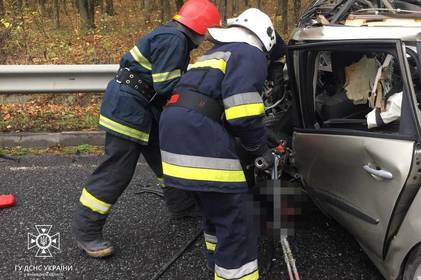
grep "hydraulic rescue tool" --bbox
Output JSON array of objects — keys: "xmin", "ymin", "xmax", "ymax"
[{"xmin": 255, "ymin": 142, "xmax": 301, "ymax": 280}]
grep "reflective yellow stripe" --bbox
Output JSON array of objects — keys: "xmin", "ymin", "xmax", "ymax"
[
  {"xmin": 206, "ymin": 241, "xmax": 216, "ymax": 252},
  {"xmin": 215, "ymin": 270, "xmax": 259, "ymax": 280},
  {"xmin": 152, "ymin": 69, "xmax": 181, "ymax": 83},
  {"xmin": 188, "ymin": 59, "xmax": 227, "ymax": 74},
  {"xmin": 99, "ymin": 115, "xmax": 149, "ymax": 143},
  {"xmin": 162, "ymin": 162, "xmax": 246, "ymax": 183},
  {"xmin": 130, "ymin": 46, "xmax": 152, "ymax": 70},
  {"xmin": 79, "ymin": 188, "xmax": 112, "ymax": 215},
  {"xmin": 225, "ymin": 103, "xmax": 265, "ymax": 120}
]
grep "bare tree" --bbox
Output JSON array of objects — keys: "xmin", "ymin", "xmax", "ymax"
[
  {"xmin": 38, "ymin": 0, "xmax": 47, "ymax": 16},
  {"xmin": 11, "ymin": 0, "xmax": 23, "ymax": 16},
  {"xmin": 294, "ymin": 0, "xmax": 302, "ymax": 21},
  {"xmin": 219, "ymin": 0, "xmax": 227, "ymax": 21},
  {"xmin": 175, "ymin": 0, "xmax": 183, "ymax": 10},
  {"xmin": 276, "ymin": 0, "xmax": 289, "ymax": 34},
  {"xmin": 105, "ymin": 0, "xmax": 114, "ymax": 16},
  {"xmin": 232, "ymin": 0, "xmax": 240, "ymax": 16},
  {"xmin": 160, "ymin": 0, "xmax": 170, "ymax": 22},
  {"xmin": 79, "ymin": 0, "xmax": 95, "ymax": 31},
  {"xmin": 0, "ymin": 0, "xmax": 5, "ymax": 16},
  {"xmin": 52, "ymin": 0, "xmax": 60, "ymax": 29},
  {"xmin": 144, "ymin": 0, "xmax": 151, "ymax": 23}
]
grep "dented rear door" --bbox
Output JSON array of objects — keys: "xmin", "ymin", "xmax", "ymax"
[{"xmin": 290, "ymin": 40, "xmax": 420, "ymax": 259}]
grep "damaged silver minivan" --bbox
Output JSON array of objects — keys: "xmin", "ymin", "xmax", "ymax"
[{"xmin": 268, "ymin": 0, "xmax": 421, "ymax": 279}]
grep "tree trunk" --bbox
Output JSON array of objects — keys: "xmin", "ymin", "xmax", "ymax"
[
  {"xmin": 175, "ymin": 0, "xmax": 183, "ymax": 10},
  {"xmin": 62, "ymin": 0, "xmax": 68, "ymax": 15},
  {"xmin": 98, "ymin": 0, "xmax": 104, "ymax": 13},
  {"xmin": 277, "ymin": 0, "xmax": 289, "ymax": 34},
  {"xmin": 282, "ymin": 0, "xmax": 288, "ymax": 34},
  {"xmin": 294, "ymin": 0, "xmax": 301, "ymax": 21},
  {"xmin": 256, "ymin": 0, "xmax": 262, "ymax": 9},
  {"xmin": 219, "ymin": 0, "xmax": 227, "ymax": 21},
  {"xmin": 105, "ymin": 0, "xmax": 114, "ymax": 15},
  {"xmin": 52, "ymin": 0, "xmax": 60, "ymax": 29},
  {"xmin": 38, "ymin": 0, "xmax": 47, "ymax": 16},
  {"xmin": 89, "ymin": 0, "xmax": 95, "ymax": 27},
  {"xmin": 79, "ymin": 0, "xmax": 95, "ymax": 31},
  {"xmin": 0, "ymin": 0, "xmax": 5, "ymax": 16},
  {"xmin": 232, "ymin": 0, "xmax": 239, "ymax": 16},
  {"xmin": 12, "ymin": 0, "xmax": 23, "ymax": 16},
  {"xmin": 144, "ymin": 0, "xmax": 151, "ymax": 23},
  {"xmin": 160, "ymin": 0, "xmax": 170, "ymax": 23}
]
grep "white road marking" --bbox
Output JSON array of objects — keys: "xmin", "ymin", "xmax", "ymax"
[{"xmin": 7, "ymin": 162, "xmax": 147, "ymax": 171}]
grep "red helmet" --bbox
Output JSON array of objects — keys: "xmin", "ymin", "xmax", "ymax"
[{"xmin": 173, "ymin": 0, "xmax": 221, "ymax": 36}]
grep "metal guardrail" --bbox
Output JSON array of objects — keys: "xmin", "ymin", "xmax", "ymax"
[{"xmin": 0, "ymin": 65, "xmax": 119, "ymax": 93}]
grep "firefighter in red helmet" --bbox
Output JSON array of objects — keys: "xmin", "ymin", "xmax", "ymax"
[{"xmin": 72, "ymin": 0, "xmax": 221, "ymax": 258}]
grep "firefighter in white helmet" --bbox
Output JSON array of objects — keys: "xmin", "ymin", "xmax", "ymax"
[{"xmin": 159, "ymin": 8, "xmax": 276, "ymax": 280}]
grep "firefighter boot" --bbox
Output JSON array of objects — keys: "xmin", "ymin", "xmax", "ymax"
[
  {"xmin": 76, "ymin": 239, "xmax": 114, "ymax": 258},
  {"xmin": 72, "ymin": 204, "xmax": 114, "ymax": 258}
]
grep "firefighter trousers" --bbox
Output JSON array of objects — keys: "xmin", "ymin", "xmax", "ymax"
[
  {"xmin": 194, "ymin": 191, "xmax": 259, "ymax": 280},
  {"xmin": 72, "ymin": 132, "xmax": 196, "ymax": 241}
]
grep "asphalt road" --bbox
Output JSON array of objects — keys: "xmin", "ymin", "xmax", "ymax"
[{"xmin": 0, "ymin": 155, "xmax": 384, "ymax": 280}]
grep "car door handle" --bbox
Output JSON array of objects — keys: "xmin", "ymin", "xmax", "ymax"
[{"xmin": 363, "ymin": 165, "xmax": 393, "ymax": 180}]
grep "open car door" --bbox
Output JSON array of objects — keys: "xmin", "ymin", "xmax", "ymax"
[{"xmin": 290, "ymin": 39, "xmax": 421, "ymax": 262}]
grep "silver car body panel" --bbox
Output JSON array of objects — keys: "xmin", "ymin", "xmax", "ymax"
[
  {"xmin": 288, "ymin": 32, "xmax": 421, "ymax": 278},
  {"xmin": 386, "ymin": 181, "xmax": 421, "ymax": 279},
  {"xmin": 293, "ymin": 132, "xmax": 415, "ymax": 266},
  {"xmin": 291, "ymin": 26, "xmax": 421, "ymax": 42},
  {"xmin": 355, "ymin": 149, "xmax": 421, "ymax": 279}
]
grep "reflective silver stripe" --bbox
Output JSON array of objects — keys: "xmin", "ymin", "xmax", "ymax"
[
  {"xmin": 161, "ymin": 150, "xmax": 242, "ymax": 171},
  {"xmin": 204, "ymin": 233, "xmax": 217, "ymax": 244},
  {"xmin": 197, "ymin": 51, "xmax": 231, "ymax": 63},
  {"xmin": 223, "ymin": 92, "xmax": 263, "ymax": 109},
  {"xmin": 215, "ymin": 260, "xmax": 258, "ymax": 279}
]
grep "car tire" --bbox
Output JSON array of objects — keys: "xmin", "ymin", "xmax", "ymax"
[{"xmin": 403, "ymin": 245, "xmax": 421, "ymax": 280}]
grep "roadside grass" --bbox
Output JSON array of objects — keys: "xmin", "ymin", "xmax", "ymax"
[
  {"xmin": 0, "ymin": 95, "xmax": 100, "ymax": 132},
  {"xmin": 0, "ymin": 144, "xmax": 104, "ymax": 156}
]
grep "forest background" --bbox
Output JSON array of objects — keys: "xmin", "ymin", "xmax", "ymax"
[{"xmin": 0, "ymin": 0, "xmax": 310, "ymax": 135}]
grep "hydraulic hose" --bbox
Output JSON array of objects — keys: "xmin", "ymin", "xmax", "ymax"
[{"xmin": 151, "ymin": 230, "xmax": 203, "ymax": 280}]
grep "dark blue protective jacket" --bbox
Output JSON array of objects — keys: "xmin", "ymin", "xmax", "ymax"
[
  {"xmin": 160, "ymin": 42, "xmax": 268, "ymax": 193},
  {"xmin": 99, "ymin": 22, "xmax": 191, "ymax": 144}
]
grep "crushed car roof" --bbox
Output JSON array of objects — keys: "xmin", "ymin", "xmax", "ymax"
[
  {"xmin": 291, "ymin": 25, "xmax": 421, "ymax": 41},
  {"xmin": 293, "ymin": 0, "xmax": 421, "ymax": 42}
]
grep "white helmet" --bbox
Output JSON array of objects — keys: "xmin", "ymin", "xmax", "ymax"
[{"xmin": 209, "ymin": 8, "xmax": 276, "ymax": 52}]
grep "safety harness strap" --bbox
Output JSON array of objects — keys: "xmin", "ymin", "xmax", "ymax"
[
  {"xmin": 166, "ymin": 90, "xmax": 224, "ymax": 122},
  {"xmin": 115, "ymin": 67, "xmax": 155, "ymax": 101}
]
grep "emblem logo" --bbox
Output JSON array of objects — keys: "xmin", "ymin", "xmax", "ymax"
[{"xmin": 28, "ymin": 225, "xmax": 60, "ymax": 258}]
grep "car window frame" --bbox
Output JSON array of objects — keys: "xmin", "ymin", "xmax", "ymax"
[{"xmin": 287, "ymin": 39, "xmax": 421, "ymax": 141}]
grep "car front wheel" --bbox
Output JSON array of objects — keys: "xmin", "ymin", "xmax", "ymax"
[{"xmin": 404, "ymin": 246, "xmax": 421, "ymax": 280}]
